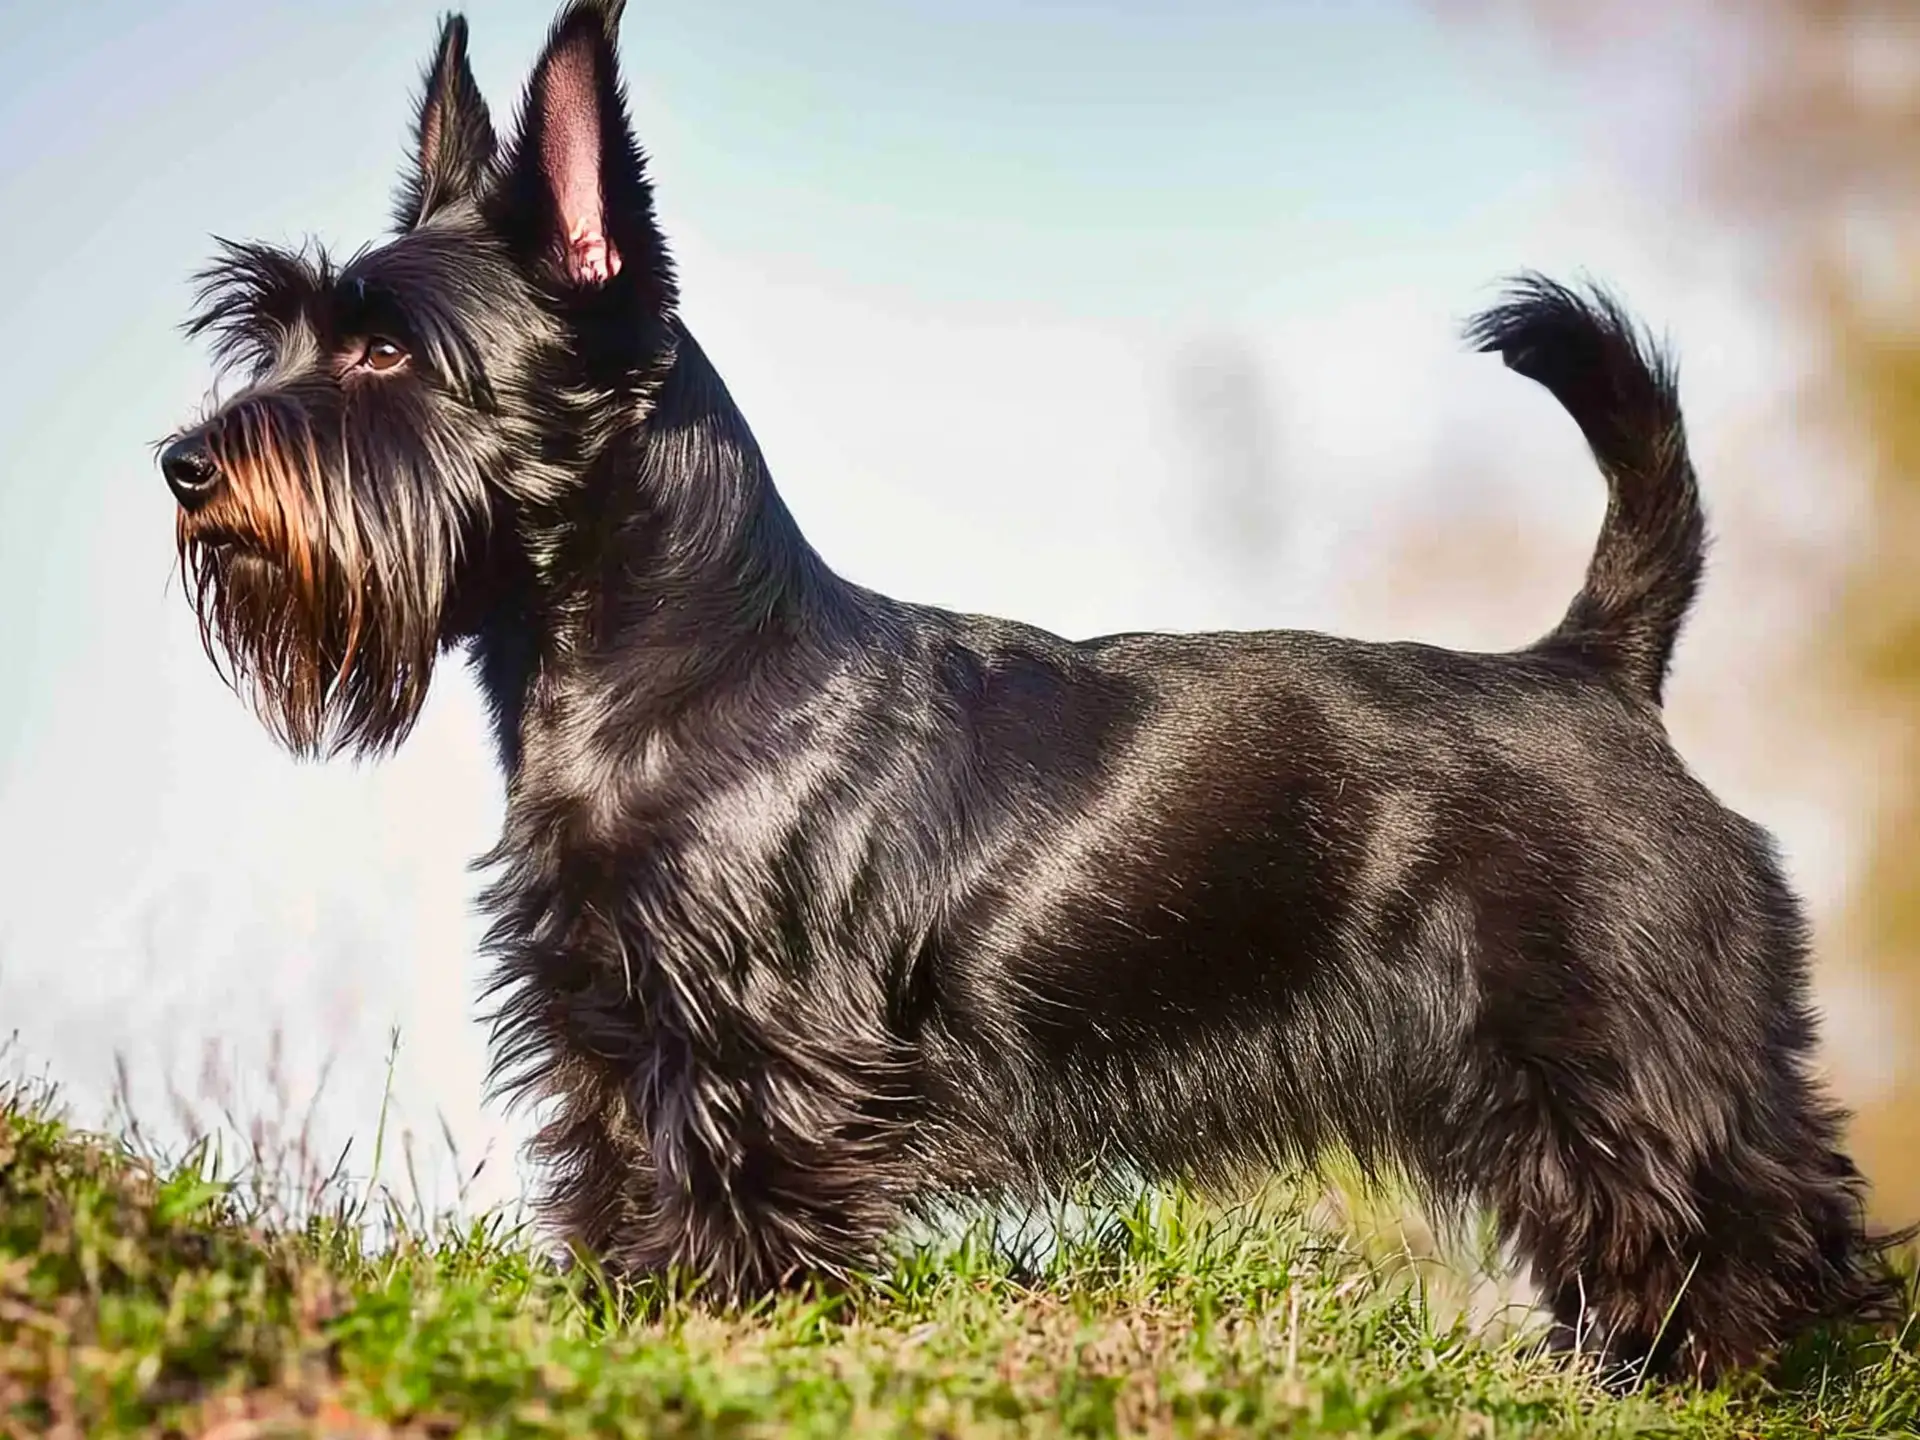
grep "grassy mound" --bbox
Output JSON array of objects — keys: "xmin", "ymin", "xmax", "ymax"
[{"xmin": 1, "ymin": 1090, "xmax": 1914, "ymax": 1438}]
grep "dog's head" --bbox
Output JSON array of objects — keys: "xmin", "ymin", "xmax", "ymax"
[{"xmin": 160, "ymin": 1, "xmax": 674, "ymax": 757}]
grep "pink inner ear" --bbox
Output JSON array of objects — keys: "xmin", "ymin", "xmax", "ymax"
[{"xmin": 539, "ymin": 33, "xmax": 623, "ymax": 286}]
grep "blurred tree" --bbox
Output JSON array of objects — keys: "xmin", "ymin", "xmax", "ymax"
[{"xmin": 1448, "ymin": 0, "xmax": 1920, "ymax": 1225}]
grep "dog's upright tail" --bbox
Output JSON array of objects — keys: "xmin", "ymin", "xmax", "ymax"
[{"xmin": 1465, "ymin": 274, "xmax": 1706, "ymax": 707}]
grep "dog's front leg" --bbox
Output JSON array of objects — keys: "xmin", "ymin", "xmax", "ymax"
[
  {"xmin": 517, "ymin": 1044, "xmax": 665, "ymax": 1278},
  {"xmin": 527, "ymin": 1009, "xmax": 911, "ymax": 1301},
  {"xmin": 627, "ymin": 1021, "xmax": 915, "ymax": 1301}
]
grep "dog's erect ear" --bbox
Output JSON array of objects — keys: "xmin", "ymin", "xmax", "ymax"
[
  {"xmin": 394, "ymin": 14, "xmax": 497, "ymax": 231},
  {"xmin": 496, "ymin": 0, "xmax": 673, "ymax": 307}
]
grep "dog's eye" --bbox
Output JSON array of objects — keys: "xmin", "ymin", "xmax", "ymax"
[{"xmin": 360, "ymin": 338, "xmax": 407, "ymax": 373}]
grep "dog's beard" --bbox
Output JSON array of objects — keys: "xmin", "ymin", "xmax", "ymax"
[{"xmin": 176, "ymin": 399, "xmax": 473, "ymax": 758}]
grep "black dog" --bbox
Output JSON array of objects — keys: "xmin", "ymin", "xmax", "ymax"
[{"xmin": 161, "ymin": 0, "xmax": 1904, "ymax": 1382}]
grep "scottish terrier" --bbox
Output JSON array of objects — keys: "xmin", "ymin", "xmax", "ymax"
[{"xmin": 160, "ymin": 0, "xmax": 1905, "ymax": 1382}]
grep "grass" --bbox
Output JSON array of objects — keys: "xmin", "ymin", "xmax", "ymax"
[{"xmin": 2, "ymin": 1073, "xmax": 1916, "ymax": 1439}]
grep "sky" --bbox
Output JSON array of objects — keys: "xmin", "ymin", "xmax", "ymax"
[{"xmin": 0, "ymin": 1, "xmax": 1882, "ymax": 1214}]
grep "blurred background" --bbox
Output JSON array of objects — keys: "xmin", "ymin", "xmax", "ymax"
[{"xmin": 0, "ymin": 1, "xmax": 1914, "ymax": 1230}]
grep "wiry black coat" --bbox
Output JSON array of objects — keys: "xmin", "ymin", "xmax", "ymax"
[{"xmin": 162, "ymin": 0, "xmax": 1908, "ymax": 1385}]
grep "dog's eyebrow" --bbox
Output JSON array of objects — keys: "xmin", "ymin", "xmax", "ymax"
[
  {"xmin": 332, "ymin": 274, "xmax": 415, "ymax": 337},
  {"xmin": 186, "ymin": 240, "xmax": 331, "ymax": 375},
  {"xmin": 330, "ymin": 263, "xmax": 495, "ymax": 402}
]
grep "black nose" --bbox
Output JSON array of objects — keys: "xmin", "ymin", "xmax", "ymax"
[{"xmin": 161, "ymin": 437, "xmax": 222, "ymax": 511}]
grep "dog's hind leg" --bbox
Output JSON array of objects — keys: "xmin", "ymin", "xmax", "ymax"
[
  {"xmin": 1653, "ymin": 1077, "xmax": 1901, "ymax": 1381},
  {"xmin": 1464, "ymin": 944, "xmax": 1902, "ymax": 1383},
  {"xmin": 1492, "ymin": 1071, "xmax": 1898, "ymax": 1383},
  {"xmin": 1465, "ymin": 1053, "xmax": 1706, "ymax": 1380}
]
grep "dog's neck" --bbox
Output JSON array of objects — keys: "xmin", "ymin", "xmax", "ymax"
[{"xmin": 464, "ymin": 324, "xmax": 856, "ymax": 782}]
